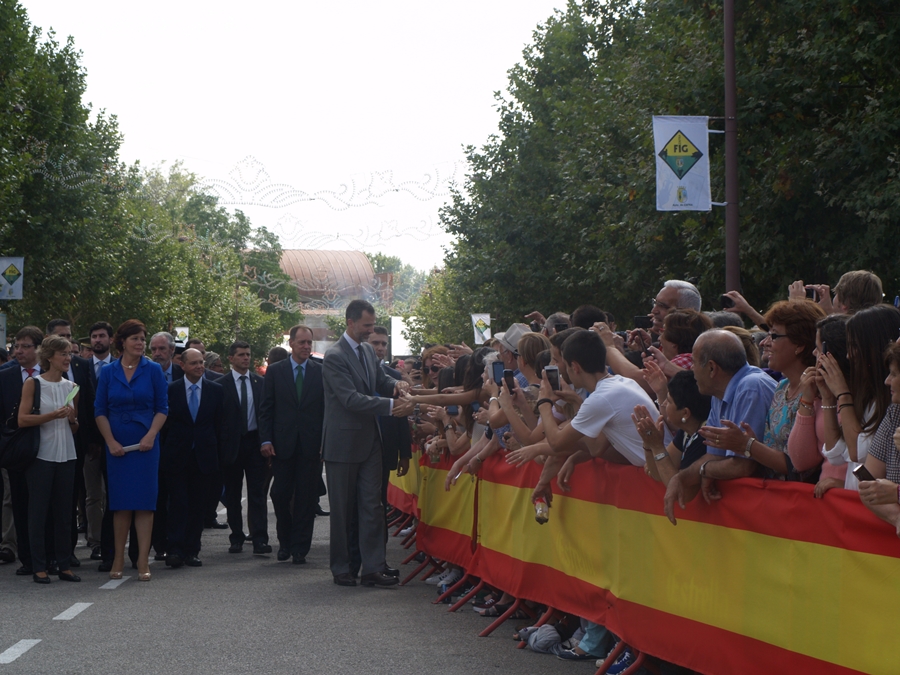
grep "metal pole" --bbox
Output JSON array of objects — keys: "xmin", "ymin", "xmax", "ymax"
[{"xmin": 724, "ymin": 0, "xmax": 740, "ymax": 291}]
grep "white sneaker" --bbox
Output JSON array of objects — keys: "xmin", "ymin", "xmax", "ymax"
[
  {"xmin": 440, "ymin": 568, "xmax": 462, "ymax": 586},
  {"xmin": 399, "ymin": 525, "xmax": 415, "ymax": 536},
  {"xmin": 425, "ymin": 567, "xmax": 456, "ymax": 585}
]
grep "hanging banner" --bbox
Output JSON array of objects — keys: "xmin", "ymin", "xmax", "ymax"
[
  {"xmin": 653, "ymin": 116, "xmax": 711, "ymax": 211},
  {"xmin": 471, "ymin": 314, "xmax": 491, "ymax": 345},
  {"xmin": 0, "ymin": 257, "xmax": 24, "ymax": 300}
]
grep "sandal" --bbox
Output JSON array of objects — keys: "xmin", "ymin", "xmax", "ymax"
[{"xmin": 479, "ymin": 602, "xmax": 511, "ymax": 617}]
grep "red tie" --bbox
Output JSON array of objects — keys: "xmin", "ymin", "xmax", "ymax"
[{"xmin": 25, "ymin": 368, "xmax": 35, "ymax": 378}]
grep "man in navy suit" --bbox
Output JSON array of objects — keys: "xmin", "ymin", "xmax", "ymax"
[
  {"xmin": 160, "ymin": 348, "xmax": 224, "ymax": 568},
  {"xmin": 258, "ymin": 325, "xmax": 325, "ymax": 565},
  {"xmin": 219, "ymin": 340, "xmax": 269, "ymax": 555}
]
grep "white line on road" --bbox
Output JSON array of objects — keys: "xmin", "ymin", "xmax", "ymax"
[
  {"xmin": 0, "ymin": 640, "xmax": 41, "ymax": 664},
  {"xmin": 53, "ymin": 602, "xmax": 93, "ymax": 621},
  {"xmin": 99, "ymin": 576, "xmax": 130, "ymax": 589}
]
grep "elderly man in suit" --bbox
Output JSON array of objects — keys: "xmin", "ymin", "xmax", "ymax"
[
  {"xmin": 323, "ymin": 300, "xmax": 414, "ymax": 588},
  {"xmin": 258, "ymin": 325, "xmax": 325, "ymax": 565},
  {"xmin": 160, "ymin": 348, "xmax": 224, "ymax": 569},
  {"xmin": 220, "ymin": 340, "xmax": 270, "ymax": 555}
]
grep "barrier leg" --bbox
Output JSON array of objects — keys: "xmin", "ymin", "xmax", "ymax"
[
  {"xmin": 619, "ymin": 650, "xmax": 645, "ymax": 675},
  {"xmin": 478, "ymin": 598, "xmax": 524, "ymax": 638},
  {"xmin": 400, "ymin": 527, "xmax": 416, "ymax": 547},
  {"xmin": 391, "ymin": 513, "xmax": 413, "ymax": 535},
  {"xmin": 387, "ymin": 511, "xmax": 405, "ymax": 528},
  {"xmin": 448, "ymin": 579, "xmax": 484, "ymax": 612},
  {"xmin": 400, "ymin": 548, "xmax": 421, "ymax": 566},
  {"xmin": 517, "ymin": 606, "xmax": 556, "ymax": 649},
  {"xmin": 433, "ymin": 573, "xmax": 472, "ymax": 604},
  {"xmin": 419, "ymin": 561, "xmax": 444, "ymax": 581},
  {"xmin": 402, "ymin": 533, "xmax": 417, "ymax": 549},
  {"xmin": 593, "ymin": 641, "xmax": 626, "ymax": 675},
  {"xmin": 399, "ymin": 556, "xmax": 435, "ymax": 586}
]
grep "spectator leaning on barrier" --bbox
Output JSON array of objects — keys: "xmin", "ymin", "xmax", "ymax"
[{"xmin": 664, "ymin": 330, "xmax": 776, "ymax": 525}]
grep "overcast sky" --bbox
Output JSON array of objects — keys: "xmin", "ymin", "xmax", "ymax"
[{"xmin": 21, "ymin": 0, "xmax": 564, "ymax": 272}]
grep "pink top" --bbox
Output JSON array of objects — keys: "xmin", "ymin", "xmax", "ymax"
[{"xmin": 786, "ymin": 400, "xmax": 847, "ymax": 482}]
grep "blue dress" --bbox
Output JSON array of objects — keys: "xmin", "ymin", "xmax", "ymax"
[{"xmin": 94, "ymin": 357, "xmax": 168, "ymax": 510}]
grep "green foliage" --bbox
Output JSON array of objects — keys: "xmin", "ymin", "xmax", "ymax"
[
  {"xmin": 415, "ymin": 0, "xmax": 900, "ymax": 343},
  {"xmin": 364, "ymin": 252, "xmax": 429, "ymax": 311}
]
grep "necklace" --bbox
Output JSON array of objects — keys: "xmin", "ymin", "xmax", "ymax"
[{"xmin": 125, "ymin": 364, "xmax": 135, "ymax": 369}]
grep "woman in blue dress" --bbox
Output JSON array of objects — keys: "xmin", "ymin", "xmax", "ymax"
[{"xmin": 94, "ymin": 320, "xmax": 168, "ymax": 580}]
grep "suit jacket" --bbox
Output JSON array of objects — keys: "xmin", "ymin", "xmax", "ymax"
[
  {"xmin": 162, "ymin": 363, "xmax": 184, "ymax": 383},
  {"xmin": 0, "ymin": 365, "xmax": 26, "ymax": 426},
  {"xmin": 322, "ymin": 336, "xmax": 397, "ymax": 464},
  {"xmin": 378, "ymin": 363, "xmax": 412, "ymax": 470},
  {"xmin": 219, "ymin": 369, "xmax": 263, "ymax": 465},
  {"xmin": 68, "ymin": 355, "xmax": 101, "ymax": 449},
  {"xmin": 258, "ymin": 357, "xmax": 324, "ymax": 461},
  {"xmin": 159, "ymin": 378, "xmax": 224, "ymax": 475}
]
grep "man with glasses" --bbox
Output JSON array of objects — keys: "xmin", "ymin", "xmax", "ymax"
[
  {"xmin": 649, "ymin": 280, "xmax": 702, "ymax": 334},
  {"xmin": 663, "ymin": 330, "xmax": 775, "ymax": 525},
  {"xmin": 0, "ymin": 326, "xmax": 45, "ymax": 575}
]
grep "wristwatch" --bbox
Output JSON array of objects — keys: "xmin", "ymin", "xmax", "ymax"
[
  {"xmin": 743, "ymin": 437, "xmax": 755, "ymax": 457},
  {"xmin": 654, "ymin": 452, "xmax": 668, "ymax": 462}
]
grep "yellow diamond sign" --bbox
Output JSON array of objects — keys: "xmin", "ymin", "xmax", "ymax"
[
  {"xmin": 658, "ymin": 130, "xmax": 703, "ymax": 180},
  {"xmin": 2, "ymin": 264, "xmax": 21, "ymax": 287}
]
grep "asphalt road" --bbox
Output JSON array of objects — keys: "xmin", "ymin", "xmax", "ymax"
[{"xmin": 0, "ymin": 495, "xmax": 586, "ymax": 675}]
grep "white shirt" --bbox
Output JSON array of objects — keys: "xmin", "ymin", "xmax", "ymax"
[
  {"xmin": 36, "ymin": 376, "xmax": 77, "ymax": 463},
  {"xmin": 231, "ymin": 369, "xmax": 257, "ymax": 432},
  {"xmin": 569, "ymin": 375, "xmax": 658, "ymax": 466},
  {"xmin": 20, "ymin": 364, "xmax": 42, "ymax": 382}
]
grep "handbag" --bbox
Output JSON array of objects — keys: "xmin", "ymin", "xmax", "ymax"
[{"xmin": 0, "ymin": 377, "xmax": 42, "ymax": 471}]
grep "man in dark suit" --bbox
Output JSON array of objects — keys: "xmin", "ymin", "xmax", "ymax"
[
  {"xmin": 84, "ymin": 321, "xmax": 114, "ymax": 560},
  {"xmin": 322, "ymin": 301, "xmax": 413, "ymax": 587},
  {"xmin": 150, "ymin": 332, "xmax": 184, "ymax": 384},
  {"xmin": 160, "ymin": 348, "xmax": 224, "ymax": 568},
  {"xmin": 0, "ymin": 326, "xmax": 45, "ymax": 575},
  {"xmin": 220, "ymin": 340, "xmax": 270, "ymax": 555},
  {"xmin": 258, "ymin": 325, "xmax": 325, "ymax": 565}
]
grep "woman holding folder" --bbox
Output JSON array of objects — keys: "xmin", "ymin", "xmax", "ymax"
[
  {"xmin": 19, "ymin": 334, "xmax": 81, "ymax": 584},
  {"xmin": 94, "ymin": 320, "xmax": 168, "ymax": 581}
]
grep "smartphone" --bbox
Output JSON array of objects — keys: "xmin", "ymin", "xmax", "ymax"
[
  {"xmin": 471, "ymin": 402, "xmax": 480, "ymax": 412},
  {"xmin": 720, "ymin": 294, "xmax": 735, "ymax": 309},
  {"xmin": 446, "ymin": 405, "xmax": 459, "ymax": 416},
  {"xmin": 821, "ymin": 341, "xmax": 828, "ymax": 356},
  {"xmin": 634, "ymin": 316, "xmax": 653, "ymax": 330},
  {"xmin": 412, "ymin": 360, "xmax": 422, "ymax": 371},
  {"xmin": 530, "ymin": 320, "xmax": 542, "ymax": 333},
  {"xmin": 503, "ymin": 369, "xmax": 516, "ymax": 393},
  {"xmin": 544, "ymin": 365, "xmax": 560, "ymax": 391},
  {"xmin": 491, "ymin": 361, "xmax": 504, "ymax": 386},
  {"xmin": 805, "ymin": 287, "xmax": 818, "ymax": 302},
  {"xmin": 852, "ymin": 464, "xmax": 876, "ymax": 483}
]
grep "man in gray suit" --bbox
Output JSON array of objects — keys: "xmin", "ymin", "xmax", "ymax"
[{"xmin": 322, "ymin": 300, "xmax": 413, "ymax": 587}]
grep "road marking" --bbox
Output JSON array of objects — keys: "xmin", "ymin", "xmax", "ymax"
[
  {"xmin": 0, "ymin": 640, "xmax": 41, "ymax": 664},
  {"xmin": 100, "ymin": 576, "xmax": 130, "ymax": 589},
  {"xmin": 53, "ymin": 602, "xmax": 93, "ymax": 621}
]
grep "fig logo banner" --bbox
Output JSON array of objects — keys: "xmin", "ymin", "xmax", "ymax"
[{"xmin": 653, "ymin": 116, "xmax": 711, "ymax": 211}]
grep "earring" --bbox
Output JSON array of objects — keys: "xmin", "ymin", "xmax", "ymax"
[{"xmin": 681, "ymin": 417, "xmax": 687, "ymax": 423}]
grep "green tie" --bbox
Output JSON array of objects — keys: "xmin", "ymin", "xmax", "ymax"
[{"xmin": 295, "ymin": 363, "xmax": 304, "ymax": 401}]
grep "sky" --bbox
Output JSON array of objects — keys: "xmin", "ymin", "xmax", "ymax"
[{"xmin": 20, "ymin": 0, "xmax": 565, "ymax": 272}]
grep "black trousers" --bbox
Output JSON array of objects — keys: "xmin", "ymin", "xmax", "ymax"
[
  {"xmin": 270, "ymin": 453, "xmax": 318, "ymax": 557},
  {"xmin": 223, "ymin": 430, "xmax": 268, "ymax": 546},
  {"xmin": 70, "ymin": 451, "xmax": 85, "ymax": 551},
  {"xmin": 165, "ymin": 464, "xmax": 214, "ymax": 558},
  {"xmin": 8, "ymin": 467, "xmax": 32, "ymax": 567},
  {"xmin": 26, "ymin": 459, "xmax": 75, "ymax": 574}
]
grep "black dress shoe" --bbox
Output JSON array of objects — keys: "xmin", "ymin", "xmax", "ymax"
[
  {"xmin": 315, "ymin": 505, "xmax": 330, "ymax": 516},
  {"xmin": 333, "ymin": 573, "xmax": 357, "ymax": 587},
  {"xmin": 98, "ymin": 561, "xmax": 112, "ymax": 572},
  {"xmin": 32, "ymin": 573, "xmax": 51, "ymax": 585},
  {"xmin": 185, "ymin": 556, "xmax": 203, "ymax": 567},
  {"xmin": 360, "ymin": 571, "xmax": 399, "ymax": 587},
  {"xmin": 244, "ymin": 533, "xmax": 252, "ymax": 542},
  {"xmin": 16, "ymin": 565, "xmax": 33, "ymax": 576},
  {"xmin": 253, "ymin": 544, "xmax": 272, "ymax": 555},
  {"xmin": 0, "ymin": 547, "xmax": 16, "ymax": 563},
  {"xmin": 276, "ymin": 548, "xmax": 290, "ymax": 562},
  {"xmin": 58, "ymin": 571, "xmax": 81, "ymax": 582},
  {"xmin": 205, "ymin": 520, "xmax": 228, "ymax": 529},
  {"xmin": 292, "ymin": 554, "xmax": 306, "ymax": 564},
  {"xmin": 228, "ymin": 543, "xmax": 243, "ymax": 553},
  {"xmin": 69, "ymin": 555, "xmax": 81, "ymax": 568},
  {"xmin": 90, "ymin": 546, "xmax": 102, "ymax": 561},
  {"xmin": 383, "ymin": 566, "xmax": 400, "ymax": 577},
  {"xmin": 165, "ymin": 554, "xmax": 184, "ymax": 569}
]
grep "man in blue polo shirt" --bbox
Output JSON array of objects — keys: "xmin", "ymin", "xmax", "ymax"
[{"xmin": 663, "ymin": 330, "xmax": 776, "ymax": 524}]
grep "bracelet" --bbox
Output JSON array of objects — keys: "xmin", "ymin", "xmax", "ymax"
[
  {"xmin": 799, "ymin": 398, "xmax": 814, "ymax": 407},
  {"xmin": 444, "ymin": 424, "xmax": 454, "ymax": 432},
  {"xmin": 536, "ymin": 398, "xmax": 554, "ymax": 409},
  {"xmin": 798, "ymin": 401, "xmax": 813, "ymax": 411},
  {"xmin": 835, "ymin": 392, "xmax": 852, "ymax": 400},
  {"xmin": 654, "ymin": 451, "xmax": 668, "ymax": 462},
  {"xmin": 489, "ymin": 397, "xmax": 499, "ymax": 405},
  {"xmin": 838, "ymin": 403, "xmax": 854, "ymax": 412},
  {"xmin": 820, "ymin": 404, "xmax": 837, "ymax": 410},
  {"xmin": 699, "ymin": 460, "xmax": 712, "ymax": 478},
  {"xmin": 745, "ymin": 437, "xmax": 755, "ymax": 457}
]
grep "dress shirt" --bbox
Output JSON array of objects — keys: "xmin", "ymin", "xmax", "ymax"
[
  {"xmin": 291, "ymin": 354, "xmax": 307, "ymax": 382},
  {"xmin": 184, "ymin": 375, "xmax": 203, "ymax": 397},
  {"xmin": 342, "ymin": 332, "xmax": 392, "ymax": 412},
  {"xmin": 231, "ymin": 369, "xmax": 257, "ymax": 432},
  {"xmin": 163, "ymin": 363, "xmax": 174, "ymax": 383},
  {"xmin": 20, "ymin": 364, "xmax": 42, "ymax": 382},
  {"xmin": 92, "ymin": 354, "xmax": 113, "ymax": 378},
  {"xmin": 707, "ymin": 363, "xmax": 777, "ymax": 458}
]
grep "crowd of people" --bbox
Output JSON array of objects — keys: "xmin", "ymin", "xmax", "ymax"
[
  {"xmin": 389, "ymin": 270, "xmax": 900, "ymax": 674},
  {"xmin": 3, "ymin": 272, "xmax": 899, "ymax": 672}
]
